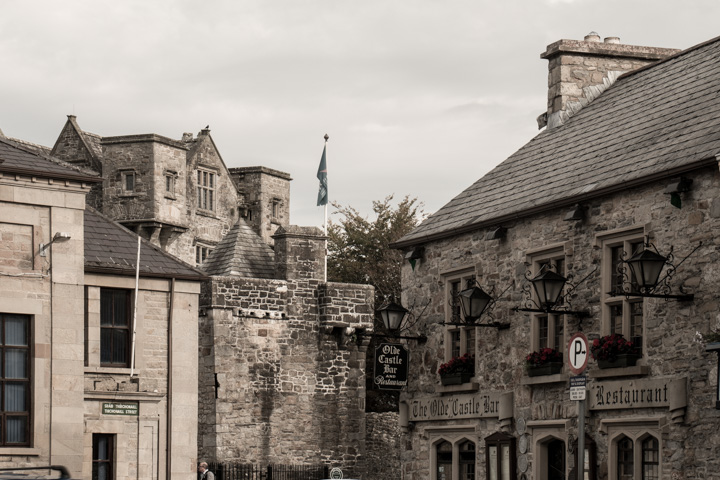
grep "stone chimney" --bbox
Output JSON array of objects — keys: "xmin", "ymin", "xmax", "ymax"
[
  {"xmin": 272, "ymin": 225, "xmax": 327, "ymax": 281},
  {"xmin": 539, "ymin": 33, "xmax": 680, "ymax": 129}
]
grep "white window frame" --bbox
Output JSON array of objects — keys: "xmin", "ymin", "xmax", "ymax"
[
  {"xmin": 598, "ymin": 228, "xmax": 646, "ymax": 352},
  {"xmin": 164, "ymin": 170, "xmax": 177, "ymax": 198},
  {"xmin": 195, "ymin": 242, "xmax": 213, "ymax": 266}
]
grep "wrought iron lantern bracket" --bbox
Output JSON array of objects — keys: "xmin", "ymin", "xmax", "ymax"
[
  {"xmin": 614, "ymin": 239, "xmax": 701, "ymax": 302},
  {"xmin": 443, "ymin": 280, "xmax": 512, "ymax": 329},
  {"xmin": 514, "ymin": 264, "xmax": 596, "ymax": 319}
]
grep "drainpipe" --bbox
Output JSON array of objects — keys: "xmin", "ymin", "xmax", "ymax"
[{"xmin": 166, "ymin": 278, "xmax": 175, "ymax": 480}]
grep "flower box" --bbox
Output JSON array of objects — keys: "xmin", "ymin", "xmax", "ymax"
[
  {"xmin": 440, "ymin": 372, "xmax": 474, "ymax": 385},
  {"xmin": 526, "ymin": 362, "xmax": 563, "ymax": 377},
  {"xmin": 597, "ymin": 353, "xmax": 642, "ymax": 369}
]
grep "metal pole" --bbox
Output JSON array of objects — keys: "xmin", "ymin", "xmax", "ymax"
[{"xmin": 577, "ymin": 396, "xmax": 586, "ymax": 480}]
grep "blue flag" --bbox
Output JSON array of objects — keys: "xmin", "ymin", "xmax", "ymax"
[{"xmin": 317, "ymin": 143, "xmax": 328, "ymax": 206}]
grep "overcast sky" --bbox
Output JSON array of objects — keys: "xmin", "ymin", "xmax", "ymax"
[{"xmin": 1, "ymin": 0, "xmax": 718, "ymax": 228}]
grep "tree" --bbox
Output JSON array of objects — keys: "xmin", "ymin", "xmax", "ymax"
[{"xmin": 327, "ymin": 195, "xmax": 424, "ymax": 412}]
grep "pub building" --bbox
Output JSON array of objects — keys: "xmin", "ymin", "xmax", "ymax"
[{"xmin": 392, "ymin": 34, "xmax": 720, "ymax": 479}]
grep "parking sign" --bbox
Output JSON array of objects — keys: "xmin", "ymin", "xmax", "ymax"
[{"xmin": 567, "ymin": 332, "xmax": 589, "ymax": 375}]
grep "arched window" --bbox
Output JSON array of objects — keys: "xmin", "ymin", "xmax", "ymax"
[
  {"xmin": 459, "ymin": 440, "xmax": 476, "ymax": 480},
  {"xmin": 641, "ymin": 436, "xmax": 659, "ymax": 480},
  {"xmin": 572, "ymin": 435, "xmax": 597, "ymax": 480},
  {"xmin": 617, "ymin": 437, "xmax": 634, "ymax": 480},
  {"xmin": 547, "ymin": 439, "xmax": 565, "ymax": 480},
  {"xmin": 437, "ymin": 440, "xmax": 453, "ymax": 480}
]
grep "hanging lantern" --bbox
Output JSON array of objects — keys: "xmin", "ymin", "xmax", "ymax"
[
  {"xmin": 458, "ymin": 285, "xmax": 493, "ymax": 322},
  {"xmin": 378, "ymin": 301, "xmax": 409, "ymax": 332},
  {"xmin": 625, "ymin": 248, "xmax": 667, "ymax": 291},
  {"xmin": 530, "ymin": 270, "xmax": 567, "ymax": 308}
]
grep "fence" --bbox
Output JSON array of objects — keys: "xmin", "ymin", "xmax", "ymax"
[{"xmin": 207, "ymin": 462, "xmax": 330, "ymax": 480}]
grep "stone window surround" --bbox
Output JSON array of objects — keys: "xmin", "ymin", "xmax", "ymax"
[
  {"xmin": 194, "ymin": 240, "xmax": 215, "ymax": 267},
  {"xmin": 196, "ymin": 166, "xmax": 218, "ymax": 212},
  {"xmin": 525, "ymin": 243, "xmax": 568, "ymax": 357},
  {"xmin": 119, "ymin": 169, "xmax": 137, "ymax": 196},
  {"xmin": 527, "ymin": 419, "xmax": 570, "ymax": 480},
  {"xmin": 427, "ymin": 426, "xmax": 477, "ymax": 480},
  {"xmin": 441, "ymin": 267, "xmax": 476, "ymax": 377},
  {"xmin": 603, "ymin": 417, "xmax": 663, "ymax": 480},
  {"xmin": 0, "ymin": 313, "xmax": 31, "ymax": 448},
  {"xmin": 164, "ymin": 170, "xmax": 177, "ymax": 199},
  {"xmin": 596, "ymin": 226, "xmax": 647, "ymax": 354}
]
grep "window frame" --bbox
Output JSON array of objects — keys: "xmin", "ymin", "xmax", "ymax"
[
  {"xmin": 600, "ymin": 229, "xmax": 646, "ymax": 353},
  {"xmin": 92, "ymin": 433, "xmax": 115, "ymax": 480},
  {"xmin": 527, "ymin": 246, "xmax": 567, "ymax": 356},
  {"xmin": 443, "ymin": 269, "xmax": 477, "ymax": 367},
  {"xmin": 164, "ymin": 170, "xmax": 177, "ymax": 199},
  {"xmin": 606, "ymin": 427, "xmax": 662, "ymax": 480},
  {"xmin": 197, "ymin": 168, "xmax": 217, "ymax": 212},
  {"xmin": 0, "ymin": 313, "xmax": 31, "ymax": 447},
  {"xmin": 430, "ymin": 435, "xmax": 478, "ymax": 480},
  {"xmin": 120, "ymin": 170, "xmax": 136, "ymax": 195},
  {"xmin": 195, "ymin": 242, "xmax": 214, "ymax": 267},
  {"xmin": 100, "ymin": 289, "xmax": 132, "ymax": 368}
]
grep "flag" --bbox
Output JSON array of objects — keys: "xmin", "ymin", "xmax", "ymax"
[{"xmin": 317, "ymin": 143, "xmax": 328, "ymax": 206}]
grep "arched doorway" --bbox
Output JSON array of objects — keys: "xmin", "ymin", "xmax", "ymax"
[{"xmin": 547, "ymin": 439, "xmax": 566, "ymax": 480}]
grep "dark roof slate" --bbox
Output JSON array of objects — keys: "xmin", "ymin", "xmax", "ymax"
[
  {"xmin": 0, "ymin": 136, "xmax": 100, "ymax": 182},
  {"xmin": 201, "ymin": 219, "xmax": 275, "ymax": 279},
  {"xmin": 396, "ymin": 36, "xmax": 720, "ymax": 247},
  {"xmin": 84, "ymin": 207, "xmax": 206, "ymax": 280}
]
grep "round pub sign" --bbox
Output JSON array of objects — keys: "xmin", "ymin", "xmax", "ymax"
[{"xmin": 329, "ymin": 467, "xmax": 343, "ymax": 479}]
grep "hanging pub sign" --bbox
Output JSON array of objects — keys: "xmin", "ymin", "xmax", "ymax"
[{"xmin": 374, "ymin": 343, "xmax": 408, "ymax": 390}]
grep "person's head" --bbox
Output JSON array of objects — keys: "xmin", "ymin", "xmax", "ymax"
[{"xmin": 198, "ymin": 462, "xmax": 209, "ymax": 473}]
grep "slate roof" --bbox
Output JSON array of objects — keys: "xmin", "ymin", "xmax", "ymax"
[
  {"xmin": 395, "ymin": 35, "xmax": 720, "ymax": 248},
  {"xmin": 0, "ymin": 136, "xmax": 100, "ymax": 182},
  {"xmin": 84, "ymin": 207, "xmax": 206, "ymax": 280},
  {"xmin": 201, "ymin": 219, "xmax": 276, "ymax": 278}
]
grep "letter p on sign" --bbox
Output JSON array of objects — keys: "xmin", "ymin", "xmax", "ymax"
[{"xmin": 567, "ymin": 332, "xmax": 589, "ymax": 375}]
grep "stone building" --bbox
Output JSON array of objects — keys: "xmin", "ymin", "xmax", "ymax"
[
  {"xmin": 0, "ymin": 137, "xmax": 204, "ymax": 479},
  {"xmin": 28, "ymin": 116, "xmax": 378, "ymax": 476},
  {"xmin": 49, "ymin": 116, "xmax": 292, "ymax": 265},
  {"xmin": 392, "ymin": 34, "xmax": 720, "ymax": 480}
]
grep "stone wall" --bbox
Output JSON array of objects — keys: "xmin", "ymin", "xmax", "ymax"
[
  {"xmin": 199, "ymin": 275, "xmax": 374, "ymax": 476},
  {"xmin": 399, "ymin": 166, "xmax": 720, "ymax": 479},
  {"xmin": 365, "ymin": 412, "xmax": 401, "ymax": 480}
]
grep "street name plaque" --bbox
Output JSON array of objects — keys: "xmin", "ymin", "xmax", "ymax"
[{"xmin": 102, "ymin": 402, "xmax": 139, "ymax": 416}]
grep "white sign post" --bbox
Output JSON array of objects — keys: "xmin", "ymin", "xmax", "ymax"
[{"xmin": 567, "ymin": 333, "xmax": 589, "ymax": 480}]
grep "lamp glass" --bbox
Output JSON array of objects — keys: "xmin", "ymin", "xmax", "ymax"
[
  {"xmin": 626, "ymin": 249, "xmax": 666, "ymax": 290},
  {"xmin": 378, "ymin": 301, "xmax": 409, "ymax": 331},
  {"xmin": 458, "ymin": 286, "xmax": 492, "ymax": 321},
  {"xmin": 530, "ymin": 270, "xmax": 567, "ymax": 308}
]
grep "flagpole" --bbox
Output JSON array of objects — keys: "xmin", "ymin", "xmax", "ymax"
[{"xmin": 323, "ymin": 134, "xmax": 328, "ymax": 283}]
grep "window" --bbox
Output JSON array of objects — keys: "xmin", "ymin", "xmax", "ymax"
[
  {"xmin": 433, "ymin": 438, "xmax": 478, "ymax": 480},
  {"xmin": 100, "ymin": 289, "xmax": 131, "ymax": 368},
  {"xmin": 164, "ymin": 171, "xmax": 176, "ymax": 197},
  {"xmin": 121, "ymin": 171, "xmax": 135, "ymax": 194},
  {"xmin": 197, "ymin": 169, "xmax": 216, "ymax": 211},
  {"xmin": 272, "ymin": 199, "xmax": 281, "ymax": 221},
  {"xmin": 93, "ymin": 433, "xmax": 114, "ymax": 480},
  {"xmin": 0, "ymin": 314, "xmax": 30, "ymax": 446},
  {"xmin": 572, "ymin": 436, "xmax": 597, "ymax": 480},
  {"xmin": 528, "ymin": 248, "xmax": 566, "ymax": 355},
  {"xmin": 609, "ymin": 432, "xmax": 661, "ymax": 480},
  {"xmin": 195, "ymin": 243, "xmax": 213, "ymax": 266},
  {"xmin": 485, "ymin": 433, "xmax": 515, "ymax": 480},
  {"xmin": 601, "ymin": 232, "xmax": 645, "ymax": 352},
  {"xmin": 437, "ymin": 441, "xmax": 452, "ymax": 480},
  {"xmin": 444, "ymin": 271, "xmax": 476, "ymax": 369}
]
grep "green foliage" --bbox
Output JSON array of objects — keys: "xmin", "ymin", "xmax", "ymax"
[{"xmin": 327, "ymin": 195, "xmax": 424, "ymax": 311}]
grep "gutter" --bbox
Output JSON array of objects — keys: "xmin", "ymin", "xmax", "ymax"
[{"xmin": 391, "ymin": 156, "xmax": 718, "ymax": 249}]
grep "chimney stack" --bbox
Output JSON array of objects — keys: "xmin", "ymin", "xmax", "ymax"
[{"xmin": 539, "ymin": 33, "xmax": 680, "ymax": 128}]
